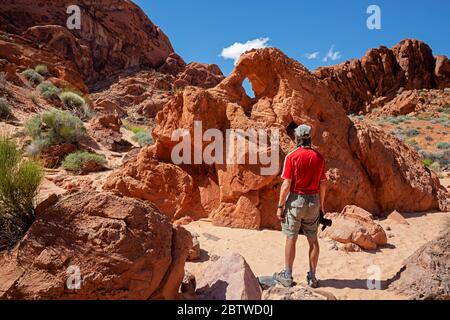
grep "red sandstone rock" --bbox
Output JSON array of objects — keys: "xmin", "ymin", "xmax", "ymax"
[
  {"xmin": 0, "ymin": 0, "xmax": 174, "ymax": 85},
  {"xmin": 40, "ymin": 143, "xmax": 77, "ymax": 168},
  {"xmin": 105, "ymin": 48, "xmax": 448, "ymax": 229},
  {"xmin": 88, "ymin": 113, "xmax": 131, "ymax": 152},
  {"xmin": 314, "ymin": 39, "xmax": 450, "ymax": 114},
  {"xmin": 322, "ymin": 206, "xmax": 387, "ymax": 250},
  {"xmin": 386, "ymin": 211, "xmax": 409, "ymax": 225},
  {"xmin": 0, "ymin": 192, "xmax": 191, "ymax": 300},
  {"xmin": 196, "ymin": 253, "xmax": 262, "ymax": 300}
]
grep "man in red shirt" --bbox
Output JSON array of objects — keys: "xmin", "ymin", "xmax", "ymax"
[{"xmin": 273, "ymin": 124, "xmax": 327, "ymax": 288}]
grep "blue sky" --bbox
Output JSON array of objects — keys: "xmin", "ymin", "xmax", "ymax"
[{"xmin": 135, "ymin": 0, "xmax": 450, "ymax": 77}]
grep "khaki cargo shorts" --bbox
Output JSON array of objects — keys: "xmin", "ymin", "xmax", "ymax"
[{"xmin": 282, "ymin": 193, "xmax": 320, "ymax": 238}]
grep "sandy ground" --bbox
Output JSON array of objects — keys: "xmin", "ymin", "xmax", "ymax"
[{"xmin": 185, "ymin": 209, "xmax": 449, "ymax": 300}]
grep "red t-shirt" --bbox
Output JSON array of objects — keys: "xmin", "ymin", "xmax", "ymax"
[{"xmin": 281, "ymin": 147, "xmax": 327, "ymax": 195}]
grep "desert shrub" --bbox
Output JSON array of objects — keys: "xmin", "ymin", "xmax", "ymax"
[
  {"xmin": 62, "ymin": 151, "xmax": 106, "ymax": 173},
  {"xmin": 391, "ymin": 129, "xmax": 405, "ymax": 141},
  {"xmin": 0, "ymin": 72, "xmax": 7, "ymax": 91},
  {"xmin": 438, "ymin": 106, "xmax": 450, "ymax": 114},
  {"xmin": 34, "ymin": 64, "xmax": 48, "ymax": 76},
  {"xmin": 429, "ymin": 161, "xmax": 441, "ymax": 172},
  {"xmin": 417, "ymin": 113, "xmax": 433, "ymax": 121},
  {"xmin": 405, "ymin": 128, "xmax": 420, "ymax": 137},
  {"xmin": 426, "ymin": 125, "xmax": 433, "ymax": 130},
  {"xmin": 0, "ymin": 136, "xmax": 43, "ymax": 250},
  {"xmin": 419, "ymin": 150, "xmax": 450, "ymax": 167},
  {"xmin": 133, "ymin": 131, "xmax": 154, "ymax": 147},
  {"xmin": 431, "ymin": 117, "xmax": 448, "ymax": 124},
  {"xmin": 24, "ymin": 109, "xmax": 86, "ymax": 154},
  {"xmin": 422, "ymin": 158, "xmax": 434, "ymax": 167},
  {"xmin": 21, "ymin": 69, "xmax": 44, "ymax": 84},
  {"xmin": 0, "ymin": 97, "xmax": 10, "ymax": 119},
  {"xmin": 37, "ymin": 81, "xmax": 60, "ymax": 99},
  {"xmin": 425, "ymin": 136, "xmax": 434, "ymax": 142},
  {"xmin": 436, "ymin": 142, "xmax": 450, "ymax": 150},
  {"xmin": 122, "ymin": 120, "xmax": 146, "ymax": 134},
  {"xmin": 28, "ymin": 92, "xmax": 40, "ymax": 106},
  {"xmin": 59, "ymin": 91, "xmax": 85, "ymax": 108}
]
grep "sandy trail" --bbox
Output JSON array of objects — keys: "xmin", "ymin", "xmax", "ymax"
[{"xmin": 185, "ymin": 210, "xmax": 449, "ymax": 300}]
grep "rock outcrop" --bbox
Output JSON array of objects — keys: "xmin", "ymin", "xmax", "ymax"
[
  {"xmin": 90, "ymin": 63, "xmax": 224, "ymax": 122},
  {"xmin": 0, "ymin": 0, "xmax": 174, "ymax": 84},
  {"xmin": 314, "ymin": 39, "xmax": 450, "ymax": 114},
  {"xmin": 105, "ymin": 48, "xmax": 448, "ymax": 229},
  {"xmin": 389, "ymin": 229, "xmax": 450, "ymax": 300},
  {"xmin": 321, "ymin": 205, "xmax": 387, "ymax": 250},
  {"xmin": 0, "ymin": 192, "xmax": 192, "ymax": 300},
  {"xmin": 195, "ymin": 253, "xmax": 262, "ymax": 300}
]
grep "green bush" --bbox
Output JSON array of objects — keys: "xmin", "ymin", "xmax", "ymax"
[
  {"xmin": 34, "ymin": 64, "xmax": 48, "ymax": 76},
  {"xmin": 0, "ymin": 97, "xmax": 10, "ymax": 119},
  {"xmin": 0, "ymin": 136, "xmax": 43, "ymax": 250},
  {"xmin": 62, "ymin": 151, "xmax": 106, "ymax": 173},
  {"xmin": 436, "ymin": 142, "xmax": 450, "ymax": 150},
  {"xmin": 405, "ymin": 128, "xmax": 420, "ymax": 137},
  {"xmin": 133, "ymin": 131, "xmax": 154, "ymax": 147},
  {"xmin": 22, "ymin": 69, "xmax": 44, "ymax": 85},
  {"xmin": 122, "ymin": 120, "xmax": 146, "ymax": 134},
  {"xmin": 425, "ymin": 136, "xmax": 434, "ymax": 142},
  {"xmin": 24, "ymin": 109, "xmax": 86, "ymax": 154},
  {"xmin": 422, "ymin": 158, "xmax": 434, "ymax": 167},
  {"xmin": 429, "ymin": 161, "xmax": 441, "ymax": 172},
  {"xmin": 59, "ymin": 91, "xmax": 85, "ymax": 108},
  {"xmin": 37, "ymin": 81, "xmax": 60, "ymax": 99}
]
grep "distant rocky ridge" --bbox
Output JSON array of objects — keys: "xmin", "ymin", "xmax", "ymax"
[{"xmin": 314, "ymin": 39, "xmax": 450, "ymax": 114}]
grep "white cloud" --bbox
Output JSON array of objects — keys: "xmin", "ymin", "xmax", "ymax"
[
  {"xmin": 305, "ymin": 52, "xmax": 320, "ymax": 60},
  {"xmin": 323, "ymin": 45, "xmax": 342, "ymax": 62},
  {"xmin": 220, "ymin": 37, "xmax": 270, "ymax": 65}
]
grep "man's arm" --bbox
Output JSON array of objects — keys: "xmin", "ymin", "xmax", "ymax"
[
  {"xmin": 319, "ymin": 181, "xmax": 326, "ymax": 212},
  {"xmin": 277, "ymin": 179, "xmax": 292, "ymax": 221}
]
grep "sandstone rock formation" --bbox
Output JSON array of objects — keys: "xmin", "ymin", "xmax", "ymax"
[
  {"xmin": 90, "ymin": 64, "xmax": 224, "ymax": 122},
  {"xmin": 262, "ymin": 284, "xmax": 336, "ymax": 300},
  {"xmin": 315, "ymin": 39, "xmax": 450, "ymax": 114},
  {"xmin": 0, "ymin": 0, "xmax": 174, "ymax": 84},
  {"xmin": 105, "ymin": 48, "xmax": 448, "ymax": 229},
  {"xmin": 321, "ymin": 205, "xmax": 387, "ymax": 250},
  {"xmin": 0, "ymin": 192, "xmax": 192, "ymax": 300},
  {"xmin": 195, "ymin": 253, "xmax": 262, "ymax": 300},
  {"xmin": 369, "ymin": 89, "xmax": 450, "ymax": 117},
  {"xmin": 88, "ymin": 113, "xmax": 131, "ymax": 152},
  {"xmin": 389, "ymin": 228, "xmax": 450, "ymax": 300}
]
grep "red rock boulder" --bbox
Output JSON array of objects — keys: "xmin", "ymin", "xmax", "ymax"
[{"xmin": 0, "ymin": 191, "xmax": 192, "ymax": 300}]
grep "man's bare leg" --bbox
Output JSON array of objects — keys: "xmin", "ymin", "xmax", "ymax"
[
  {"xmin": 285, "ymin": 235, "xmax": 298, "ymax": 274},
  {"xmin": 307, "ymin": 236, "xmax": 320, "ymax": 276}
]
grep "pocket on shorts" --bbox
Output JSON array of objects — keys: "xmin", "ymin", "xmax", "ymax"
[{"xmin": 286, "ymin": 193, "xmax": 305, "ymax": 208}]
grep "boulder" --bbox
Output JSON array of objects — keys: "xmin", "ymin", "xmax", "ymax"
[
  {"xmin": 389, "ymin": 229, "xmax": 450, "ymax": 300},
  {"xmin": 0, "ymin": 192, "xmax": 192, "ymax": 300},
  {"xmin": 39, "ymin": 143, "xmax": 77, "ymax": 168},
  {"xmin": 321, "ymin": 205, "xmax": 387, "ymax": 250},
  {"xmin": 262, "ymin": 284, "xmax": 336, "ymax": 300},
  {"xmin": 195, "ymin": 253, "xmax": 262, "ymax": 300},
  {"xmin": 88, "ymin": 114, "xmax": 132, "ymax": 152},
  {"xmin": 386, "ymin": 210, "xmax": 409, "ymax": 225}
]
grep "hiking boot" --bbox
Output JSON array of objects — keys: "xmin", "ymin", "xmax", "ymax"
[
  {"xmin": 306, "ymin": 272, "xmax": 319, "ymax": 288},
  {"xmin": 273, "ymin": 270, "xmax": 294, "ymax": 287}
]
